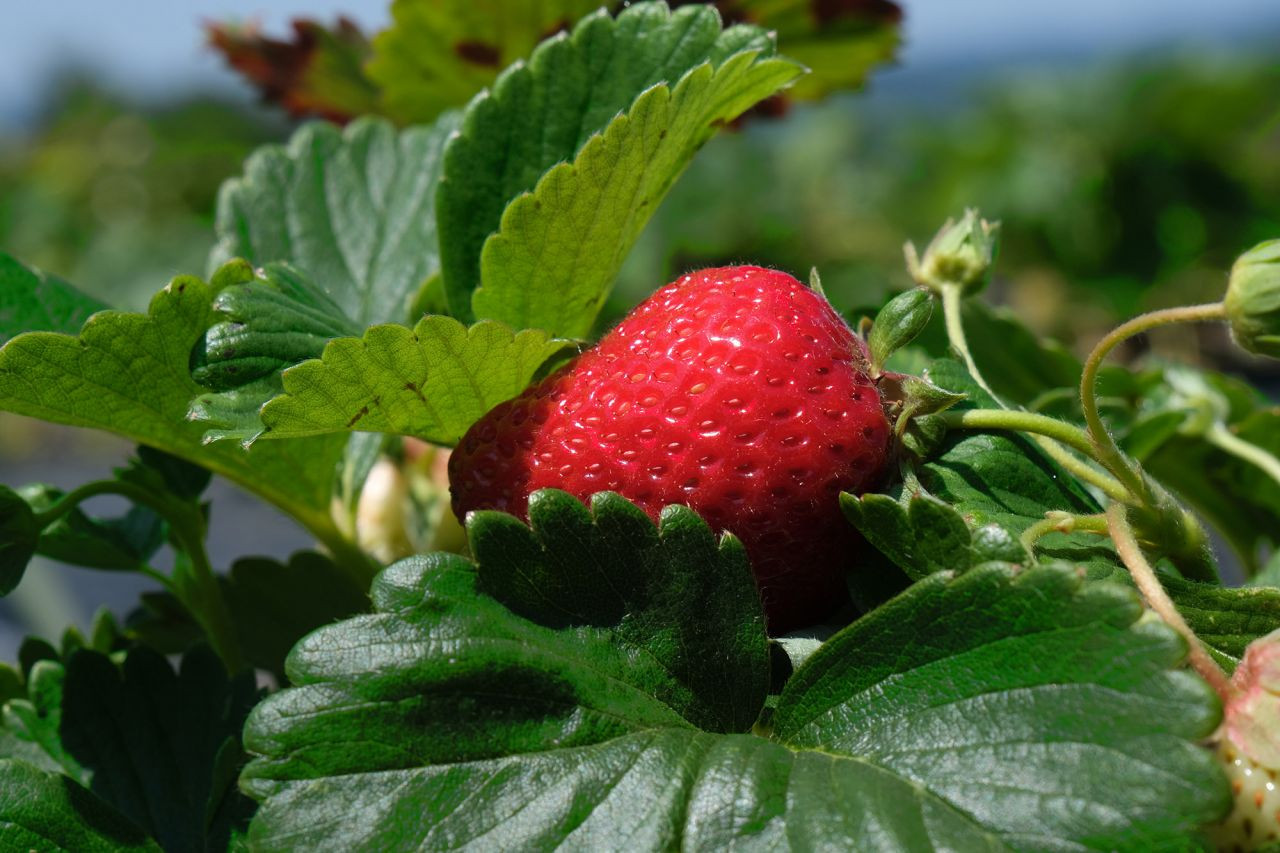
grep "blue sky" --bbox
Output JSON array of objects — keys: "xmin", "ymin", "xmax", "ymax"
[{"xmin": 1, "ymin": 0, "xmax": 1277, "ymax": 126}]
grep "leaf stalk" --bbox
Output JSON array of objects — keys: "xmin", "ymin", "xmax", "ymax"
[{"xmin": 32, "ymin": 479, "xmax": 245, "ymax": 673}]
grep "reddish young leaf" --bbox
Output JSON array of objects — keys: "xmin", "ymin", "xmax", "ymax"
[{"xmin": 206, "ymin": 17, "xmax": 378, "ymax": 123}]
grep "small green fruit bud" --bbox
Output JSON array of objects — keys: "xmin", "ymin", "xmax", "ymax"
[
  {"xmin": 1225, "ymin": 239, "xmax": 1280, "ymax": 359},
  {"xmin": 905, "ymin": 209, "xmax": 1001, "ymax": 295}
]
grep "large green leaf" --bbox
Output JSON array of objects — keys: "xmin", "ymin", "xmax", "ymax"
[
  {"xmin": 0, "ymin": 646, "xmax": 258, "ymax": 852},
  {"xmin": 242, "ymin": 495, "xmax": 1225, "ymax": 849},
  {"xmin": 0, "ymin": 760, "xmax": 158, "ymax": 852},
  {"xmin": 242, "ymin": 491, "xmax": 770, "ymax": 845},
  {"xmin": 210, "ymin": 115, "xmax": 458, "ymax": 327},
  {"xmin": 0, "ymin": 253, "xmax": 107, "ymax": 345},
  {"xmin": 774, "ymin": 562, "xmax": 1229, "ymax": 850},
  {"xmin": 0, "ymin": 267, "xmax": 352, "ymax": 560},
  {"xmin": 255, "ymin": 316, "xmax": 573, "ymax": 445},
  {"xmin": 368, "ymin": 0, "xmax": 604, "ymax": 125},
  {"xmin": 437, "ymin": 2, "xmax": 801, "ymax": 333}
]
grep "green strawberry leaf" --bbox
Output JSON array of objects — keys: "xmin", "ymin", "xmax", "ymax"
[
  {"xmin": 841, "ymin": 490, "xmax": 990, "ymax": 581},
  {"xmin": 0, "ymin": 268, "xmax": 356, "ymax": 574},
  {"xmin": 190, "ymin": 263, "xmax": 360, "ymax": 394},
  {"xmin": 0, "ymin": 255, "xmax": 107, "ymax": 347},
  {"xmin": 222, "ymin": 552, "xmax": 370, "ymax": 682},
  {"xmin": 0, "ymin": 485, "xmax": 41, "ymax": 595},
  {"xmin": 0, "ymin": 646, "xmax": 258, "ymax": 852},
  {"xmin": 209, "ymin": 115, "xmax": 459, "ymax": 328},
  {"xmin": 774, "ymin": 562, "xmax": 1230, "ymax": 849},
  {"xmin": 241, "ymin": 490, "xmax": 771, "ymax": 846},
  {"xmin": 473, "ymin": 49, "xmax": 802, "ymax": 338},
  {"xmin": 242, "ymin": 525, "xmax": 1226, "ymax": 848},
  {"xmin": 0, "ymin": 253, "xmax": 107, "ymax": 345},
  {"xmin": 467, "ymin": 490, "xmax": 766, "ymax": 731},
  {"xmin": 368, "ymin": 0, "xmax": 603, "ymax": 125},
  {"xmin": 438, "ymin": 2, "xmax": 802, "ymax": 333},
  {"xmin": 188, "ymin": 263, "xmax": 363, "ymax": 443},
  {"xmin": 1161, "ymin": 575, "xmax": 1280, "ymax": 668},
  {"xmin": 254, "ymin": 316, "xmax": 573, "ymax": 445},
  {"xmin": 0, "ymin": 760, "xmax": 158, "ymax": 852},
  {"xmin": 0, "ymin": 661, "xmax": 81, "ymax": 780}
]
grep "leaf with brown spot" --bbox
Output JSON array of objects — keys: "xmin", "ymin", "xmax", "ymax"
[
  {"xmin": 367, "ymin": 0, "xmax": 607, "ymax": 125},
  {"xmin": 207, "ymin": 16, "xmax": 379, "ymax": 123},
  {"xmin": 682, "ymin": 0, "xmax": 902, "ymax": 103}
]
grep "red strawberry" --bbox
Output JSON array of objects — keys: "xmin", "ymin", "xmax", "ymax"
[{"xmin": 449, "ymin": 266, "xmax": 892, "ymax": 632}]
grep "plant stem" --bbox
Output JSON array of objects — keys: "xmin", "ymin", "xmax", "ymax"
[
  {"xmin": 1030, "ymin": 438, "xmax": 1133, "ymax": 503},
  {"xmin": 1080, "ymin": 302, "xmax": 1227, "ymax": 503},
  {"xmin": 939, "ymin": 409, "xmax": 1094, "ymax": 457},
  {"xmin": 936, "ymin": 286, "xmax": 1133, "ymax": 502},
  {"xmin": 940, "ymin": 284, "xmax": 1001, "ymax": 404},
  {"xmin": 1106, "ymin": 502, "xmax": 1233, "ymax": 702},
  {"xmin": 937, "ymin": 409, "xmax": 1131, "ymax": 502},
  {"xmin": 1020, "ymin": 511, "xmax": 1108, "ymax": 556},
  {"xmin": 32, "ymin": 479, "xmax": 245, "ymax": 673},
  {"xmin": 1206, "ymin": 422, "xmax": 1280, "ymax": 489}
]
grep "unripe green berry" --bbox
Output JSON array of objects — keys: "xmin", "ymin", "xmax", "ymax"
[
  {"xmin": 1225, "ymin": 239, "xmax": 1280, "ymax": 359},
  {"xmin": 905, "ymin": 208, "xmax": 1001, "ymax": 295}
]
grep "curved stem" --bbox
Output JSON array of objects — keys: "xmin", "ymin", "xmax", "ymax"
[
  {"xmin": 1020, "ymin": 511, "xmax": 1108, "ymax": 556},
  {"xmin": 940, "ymin": 284, "xmax": 1002, "ymax": 404},
  {"xmin": 938, "ymin": 408, "xmax": 1095, "ymax": 457},
  {"xmin": 1106, "ymin": 502, "xmax": 1233, "ymax": 702},
  {"xmin": 938, "ymin": 409, "xmax": 1132, "ymax": 502},
  {"xmin": 1206, "ymin": 422, "xmax": 1280, "ymax": 489},
  {"xmin": 32, "ymin": 479, "xmax": 244, "ymax": 673},
  {"xmin": 1028, "ymin": 437, "xmax": 1133, "ymax": 503},
  {"xmin": 937, "ymin": 286, "xmax": 1134, "ymax": 503},
  {"xmin": 31, "ymin": 480, "xmax": 146, "ymax": 528},
  {"xmin": 1080, "ymin": 302, "xmax": 1227, "ymax": 503}
]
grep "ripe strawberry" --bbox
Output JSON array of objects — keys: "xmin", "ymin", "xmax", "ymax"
[{"xmin": 449, "ymin": 266, "xmax": 892, "ymax": 632}]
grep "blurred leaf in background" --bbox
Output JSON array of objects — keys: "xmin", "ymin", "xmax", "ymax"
[{"xmin": 0, "ymin": 79, "xmax": 283, "ymax": 311}]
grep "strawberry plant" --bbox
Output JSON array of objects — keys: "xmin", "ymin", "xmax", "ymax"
[{"xmin": 1, "ymin": 2, "xmax": 1279, "ymax": 850}]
